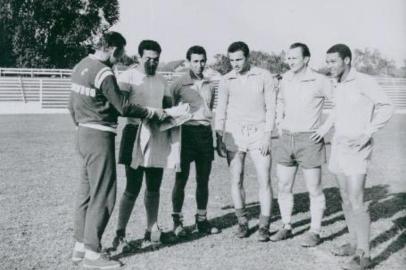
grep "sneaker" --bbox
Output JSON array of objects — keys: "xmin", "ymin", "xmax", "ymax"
[
  {"xmin": 257, "ymin": 226, "xmax": 270, "ymax": 242},
  {"xmin": 172, "ymin": 214, "xmax": 187, "ymax": 237},
  {"xmin": 141, "ymin": 227, "xmax": 161, "ymax": 249},
  {"xmin": 71, "ymin": 249, "xmax": 85, "ymax": 264},
  {"xmin": 300, "ymin": 232, "xmax": 321, "ymax": 247},
  {"xmin": 235, "ymin": 223, "xmax": 249, "ymax": 238},
  {"xmin": 82, "ymin": 254, "xmax": 121, "ymax": 269},
  {"xmin": 195, "ymin": 215, "xmax": 220, "ymax": 234},
  {"xmin": 332, "ymin": 243, "xmax": 357, "ymax": 257},
  {"xmin": 270, "ymin": 227, "xmax": 293, "ymax": 242},
  {"xmin": 111, "ymin": 236, "xmax": 137, "ymax": 254},
  {"xmin": 342, "ymin": 250, "xmax": 371, "ymax": 270}
]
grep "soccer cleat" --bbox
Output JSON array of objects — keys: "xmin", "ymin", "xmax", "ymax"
[
  {"xmin": 342, "ymin": 249, "xmax": 371, "ymax": 270},
  {"xmin": 71, "ymin": 249, "xmax": 85, "ymax": 264},
  {"xmin": 172, "ymin": 214, "xmax": 187, "ymax": 237},
  {"xmin": 195, "ymin": 215, "xmax": 220, "ymax": 234},
  {"xmin": 235, "ymin": 223, "xmax": 249, "ymax": 238},
  {"xmin": 332, "ymin": 243, "xmax": 357, "ymax": 256},
  {"xmin": 300, "ymin": 232, "xmax": 321, "ymax": 247},
  {"xmin": 257, "ymin": 226, "xmax": 270, "ymax": 242},
  {"xmin": 270, "ymin": 227, "xmax": 293, "ymax": 242},
  {"xmin": 82, "ymin": 254, "xmax": 121, "ymax": 269},
  {"xmin": 142, "ymin": 225, "xmax": 162, "ymax": 249},
  {"xmin": 111, "ymin": 236, "xmax": 137, "ymax": 254}
]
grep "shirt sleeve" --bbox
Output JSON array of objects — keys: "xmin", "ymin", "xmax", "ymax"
[
  {"xmin": 117, "ymin": 70, "xmax": 132, "ymax": 92},
  {"xmin": 100, "ymin": 75, "xmax": 151, "ymax": 118},
  {"xmin": 264, "ymin": 71, "xmax": 277, "ymax": 133},
  {"xmin": 361, "ymin": 77, "xmax": 394, "ymax": 137},
  {"xmin": 319, "ymin": 75, "xmax": 334, "ymax": 99},
  {"xmin": 214, "ymin": 77, "xmax": 229, "ymax": 133}
]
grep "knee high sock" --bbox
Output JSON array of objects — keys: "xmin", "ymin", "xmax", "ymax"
[
  {"xmin": 353, "ymin": 207, "xmax": 371, "ymax": 257},
  {"xmin": 235, "ymin": 208, "xmax": 248, "ymax": 224},
  {"xmin": 144, "ymin": 191, "xmax": 160, "ymax": 231},
  {"xmin": 278, "ymin": 192, "xmax": 293, "ymax": 226},
  {"xmin": 116, "ymin": 191, "xmax": 137, "ymax": 237},
  {"xmin": 341, "ymin": 203, "xmax": 357, "ymax": 247},
  {"xmin": 309, "ymin": 193, "xmax": 326, "ymax": 234}
]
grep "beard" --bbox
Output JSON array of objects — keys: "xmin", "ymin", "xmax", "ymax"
[{"xmin": 144, "ymin": 62, "xmax": 157, "ymax": 75}]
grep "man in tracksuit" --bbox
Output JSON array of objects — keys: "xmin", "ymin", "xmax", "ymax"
[{"xmin": 68, "ymin": 31, "xmax": 165, "ymax": 269}]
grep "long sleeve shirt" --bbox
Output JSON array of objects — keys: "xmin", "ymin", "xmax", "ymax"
[
  {"xmin": 214, "ymin": 66, "xmax": 276, "ymax": 133},
  {"xmin": 329, "ymin": 68, "xmax": 394, "ymax": 139},
  {"xmin": 276, "ymin": 67, "xmax": 332, "ymax": 132}
]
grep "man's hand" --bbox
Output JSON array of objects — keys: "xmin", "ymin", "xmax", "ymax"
[
  {"xmin": 146, "ymin": 108, "xmax": 168, "ymax": 121},
  {"xmin": 215, "ymin": 131, "xmax": 227, "ymax": 158},
  {"xmin": 346, "ymin": 134, "xmax": 371, "ymax": 151},
  {"xmin": 310, "ymin": 130, "xmax": 324, "ymax": 143},
  {"xmin": 259, "ymin": 132, "xmax": 271, "ymax": 156}
]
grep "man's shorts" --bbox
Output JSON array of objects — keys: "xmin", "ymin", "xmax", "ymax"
[
  {"xmin": 275, "ymin": 130, "xmax": 326, "ymax": 169},
  {"xmin": 328, "ymin": 137, "xmax": 373, "ymax": 175},
  {"xmin": 181, "ymin": 125, "xmax": 214, "ymax": 164},
  {"xmin": 223, "ymin": 122, "xmax": 265, "ymax": 153},
  {"xmin": 118, "ymin": 124, "xmax": 139, "ymax": 165}
]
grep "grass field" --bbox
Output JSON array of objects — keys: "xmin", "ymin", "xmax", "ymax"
[{"xmin": 0, "ymin": 114, "xmax": 405, "ymax": 270}]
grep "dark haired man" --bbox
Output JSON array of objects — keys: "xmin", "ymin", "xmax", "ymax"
[
  {"xmin": 69, "ymin": 32, "xmax": 166, "ymax": 269},
  {"xmin": 271, "ymin": 43, "xmax": 332, "ymax": 247},
  {"xmin": 169, "ymin": 45, "xmax": 219, "ymax": 237},
  {"xmin": 314, "ymin": 43, "xmax": 393, "ymax": 270},
  {"xmin": 112, "ymin": 39, "xmax": 173, "ymax": 251},
  {"xmin": 215, "ymin": 41, "xmax": 276, "ymax": 242}
]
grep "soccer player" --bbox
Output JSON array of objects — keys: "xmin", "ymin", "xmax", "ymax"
[
  {"xmin": 112, "ymin": 40, "xmax": 173, "ymax": 250},
  {"xmin": 68, "ymin": 32, "xmax": 165, "ymax": 269},
  {"xmin": 170, "ymin": 45, "xmax": 219, "ymax": 236},
  {"xmin": 215, "ymin": 41, "xmax": 276, "ymax": 242},
  {"xmin": 313, "ymin": 44, "xmax": 394, "ymax": 270},
  {"xmin": 271, "ymin": 43, "xmax": 331, "ymax": 247}
]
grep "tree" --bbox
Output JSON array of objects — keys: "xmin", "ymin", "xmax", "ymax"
[
  {"xmin": 0, "ymin": 0, "xmax": 120, "ymax": 68},
  {"xmin": 210, "ymin": 50, "xmax": 289, "ymax": 75},
  {"xmin": 353, "ymin": 48, "xmax": 397, "ymax": 77}
]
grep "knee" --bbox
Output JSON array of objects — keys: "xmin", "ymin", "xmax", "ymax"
[{"xmin": 123, "ymin": 191, "xmax": 137, "ymax": 201}]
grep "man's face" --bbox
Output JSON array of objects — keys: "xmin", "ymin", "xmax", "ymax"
[
  {"xmin": 189, "ymin": 53, "xmax": 206, "ymax": 77},
  {"xmin": 140, "ymin": 50, "xmax": 160, "ymax": 75},
  {"xmin": 228, "ymin": 50, "xmax": 249, "ymax": 74},
  {"xmin": 287, "ymin": 47, "xmax": 308, "ymax": 73},
  {"xmin": 108, "ymin": 46, "xmax": 125, "ymax": 66},
  {"xmin": 326, "ymin": 52, "xmax": 347, "ymax": 78}
]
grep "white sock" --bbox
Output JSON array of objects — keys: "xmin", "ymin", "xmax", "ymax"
[
  {"xmin": 278, "ymin": 192, "xmax": 293, "ymax": 225},
  {"xmin": 310, "ymin": 193, "xmax": 326, "ymax": 234},
  {"xmin": 74, "ymin": 241, "xmax": 85, "ymax": 252},
  {"xmin": 85, "ymin": 249, "xmax": 101, "ymax": 260}
]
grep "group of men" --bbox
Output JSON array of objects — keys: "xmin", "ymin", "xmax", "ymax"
[{"xmin": 68, "ymin": 31, "xmax": 394, "ymax": 270}]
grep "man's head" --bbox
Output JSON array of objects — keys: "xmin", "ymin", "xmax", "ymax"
[
  {"xmin": 94, "ymin": 31, "xmax": 126, "ymax": 66},
  {"xmin": 326, "ymin": 44, "xmax": 352, "ymax": 79},
  {"xmin": 227, "ymin": 41, "xmax": 250, "ymax": 74},
  {"xmin": 186, "ymin": 45, "xmax": 207, "ymax": 77},
  {"xmin": 287, "ymin": 42, "xmax": 310, "ymax": 73},
  {"xmin": 138, "ymin": 40, "xmax": 162, "ymax": 75}
]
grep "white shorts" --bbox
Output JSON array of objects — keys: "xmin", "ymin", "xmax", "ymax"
[
  {"xmin": 328, "ymin": 137, "xmax": 373, "ymax": 176},
  {"xmin": 223, "ymin": 122, "xmax": 266, "ymax": 152}
]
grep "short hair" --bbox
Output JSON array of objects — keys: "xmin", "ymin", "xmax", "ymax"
[
  {"xmin": 138, "ymin": 40, "xmax": 162, "ymax": 56},
  {"xmin": 227, "ymin": 41, "xmax": 250, "ymax": 57},
  {"xmin": 327, "ymin": 44, "xmax": 352, "ymax": 62},
  {"xmin": 186, "ymin": 45, "xmax": 207, "ymax": 61},
  {"xmin": 95, "ymin": 31, "xmax": 126, "ymax": 50},
  {"xmin": 289, "ymin": 42, "xmax": 311, "ymax": 58}
]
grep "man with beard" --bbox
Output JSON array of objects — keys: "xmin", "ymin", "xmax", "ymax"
[
  {"xmin": 112, "ymin": 40, "xmax": 172, "ymax": 251},
  {"xmin": 69, "ymin": 32, "xmax": 166, "ymax": 269},
  {"xmin": 169, "ymin": 45, "xmax": 219, "ymax": 237}
]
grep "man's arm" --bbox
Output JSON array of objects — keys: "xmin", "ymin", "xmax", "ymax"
[
  {"xmin": 214, "ymin": 78, "xmax": 229, "ymax": 135},
  {"xmin": 264, "ymin": 71, "xmax": 276, "ymax": 133},
  {"xmin": 362, "ymin": 77, "xmax": 394, "ymax": 138},
  {"xmin": 275, "ymin": 78, "xmax": 284, "ymax": 135},
  {"xmin": 100, "ymin": 75, "xmax": 155, "ymax": 119}
]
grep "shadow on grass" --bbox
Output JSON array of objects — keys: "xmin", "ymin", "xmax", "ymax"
[{"xmin": 111, "ymin": 184, "xmax": 405, "ymax": 268}]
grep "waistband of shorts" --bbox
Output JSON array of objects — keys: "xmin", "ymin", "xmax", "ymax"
[{"xmin": 282, "ymin": 129, "xmax": 314, "ymax": 136}]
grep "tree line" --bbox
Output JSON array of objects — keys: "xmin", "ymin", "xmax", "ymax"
[{"xmin": 1, "ymin": 0, "xmax": 405, "ymax": 77}]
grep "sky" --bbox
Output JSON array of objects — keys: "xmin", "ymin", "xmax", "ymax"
[{"xmin": 112, "ymin": 0, "xmax": 406, "ymax": 68}]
